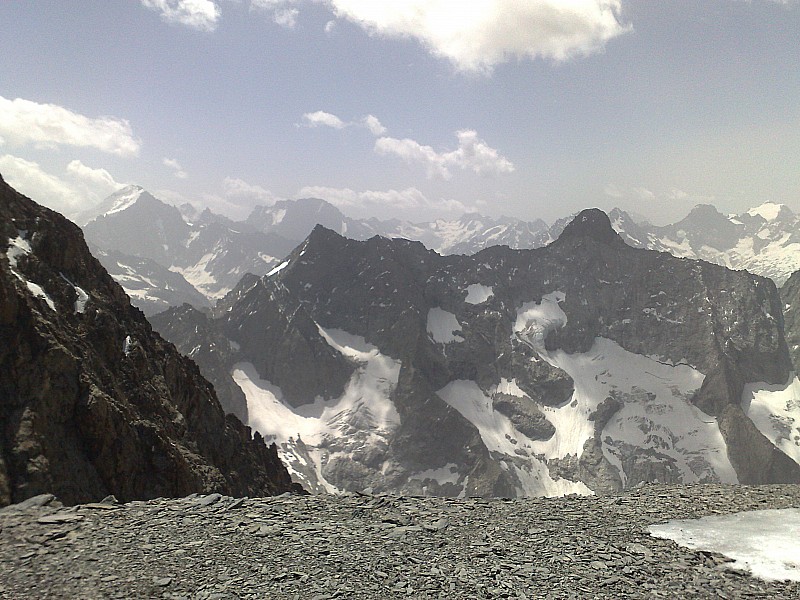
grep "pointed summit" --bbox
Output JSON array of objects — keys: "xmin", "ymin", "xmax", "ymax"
[{"xmin": 556, "ymin": 208, "xmax": 624, "ymax": 245}]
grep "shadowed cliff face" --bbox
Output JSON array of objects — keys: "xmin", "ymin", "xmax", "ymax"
[
  {"xmin": 157, "ymin": 208, "xmax": 799, "ymax": 497},
  {"xmin": 0, "ymin": 173, "xmax": 297, "ymax": 507},
  {"xmin": 782, "ymin": 270, "xmax": 800, "ymax": 374}
]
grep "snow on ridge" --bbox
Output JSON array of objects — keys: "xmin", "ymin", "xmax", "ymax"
[
  {"xmin": 650, "ymin": 509, "xmax": 800, "ymax": 581},
  {"xmin": 747, "ymin": 202, "xmax": 785, "ymax": 222},
  {"xmin": 465, "ymin": 283, "xmax": 494, "ymax": 305},
  {"xmin": 427, "ymin": 307, "xmax": 464, "ymax": 344},
  {"xmin": 266, "ymin": 260, "xmax": 289, "ymax": 277},
  {"xmin": 103, "ymin": 186, "xmax": 144, "ymax": 218},
  {"xmin": 742, "ymin": 375, "xmax": 800, "ymax": 466},
  {"xmin": 5, "ymin": 233, "xmax": 56, "ymax": 311}
]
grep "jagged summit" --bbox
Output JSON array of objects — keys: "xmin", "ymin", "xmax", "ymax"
[{"xmin": 555, "ymin": 208, "xmax": 624, "ymax": 246}]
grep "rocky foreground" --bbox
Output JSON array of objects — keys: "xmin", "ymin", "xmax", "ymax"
[{"xmin": 1, "ymin": 485, "xmax": 799, "ymax": 599}]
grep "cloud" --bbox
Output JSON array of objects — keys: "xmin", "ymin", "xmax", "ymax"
[
  {"xmin": 296, "ymin": 185, "xmax": 468, "ymax": 214},
  {"xmin": 375, "ymin": 130, "xmax": 514, "ymax": 179},
  {"xmin": 0, "ymin": 96, "xmax": 141, "ymax": 157},
  {"xmin": 362, "ymin": 115, "xmax": 387, "ymax": 136},
  {"xmin": 0, "ymin": 155, "xmax": 83, "ymax": 213},
  {"xmin": 0, "ymin": 155, "xmax": 124, "ymax": 216},
  {"xmin": 300, "ymin": 110, "xmax": 388, "ymax": 136},
  {"xmin": 222, "ymin": 176, "xmax": 278, "ymax": 205},
  {"xmin": 301, "ymin": 110, "xmax": 347, "ymax": 129},
  {"xmin": 251, "ymin": 0, "xmax": 302, "ymax": 28},
  {"xmin": 140, "ymin": 0, "xmax": 220, "ymax": 31},
  {"xmin": 163, "ymin": 157, "xmax": 188, "ymax": 179},
  {"xmin": 65, "ymin": 160, "xmax": 126, "ymax": 197},
  {"xmin": 273, "ymin": 8, "xmax": 299, "ymax": 27},
  {"xmin": 259, "ymin": 1, "xmax": 629, "ymax": 72}
]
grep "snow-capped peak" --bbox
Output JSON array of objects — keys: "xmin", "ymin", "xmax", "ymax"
[
  {"xmin": 747, "ymin": 202, "xmax": 787, "ymax": 222},
  {"xmin": 103, "ymin": 185, "xmax": 145, "ymax": 218}
]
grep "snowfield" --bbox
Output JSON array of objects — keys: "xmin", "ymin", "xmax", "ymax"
[{"xmin": 650, "ymin": 508, "xmax": 800, "ymax": 581}]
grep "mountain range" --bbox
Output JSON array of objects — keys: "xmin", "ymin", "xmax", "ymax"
[
  {"xmin": 152, "ymin": 210, "xmax": 800, "ymax": 497},
  {"xmin": 77, "ymin": 187, "xmax": 800, "ymax": 315}
]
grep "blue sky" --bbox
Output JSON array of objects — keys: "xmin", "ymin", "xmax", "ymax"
[{"xmin": 1, "ymin": 1, "xmax": 798, "ymax": 224}]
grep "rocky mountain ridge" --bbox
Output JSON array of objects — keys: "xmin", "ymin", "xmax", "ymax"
[
  {"xmin": 81, "ymin": 186, "xmax": 296, "ymax": 315},
  {"xmin": 79, "ymin": 189, "xmax": 800, "ymax": 314},
  {"xmin": 0, "ymin": 174, "xmax": 296, "ymax": 506},
  {"xmin": 154, "ymin": 208, "xmax": 800, "ymax": 497}
]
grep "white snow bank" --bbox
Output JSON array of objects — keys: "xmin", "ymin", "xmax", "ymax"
[
  {"xmin": 233, "ymin": 327, "xmax": 402, "ymax": 493},
  {"xmin": 266, "ymin": 260, "xmax": 289, "ymax": 277},
  {"xmin": 436, "ymin": 379, "xmax": 592, "ymax": 497},
  {"xmin": 514, "ymin": 291, "xmax": 736, "ymax": 487},
  {"xmin": 427, "ymin": 307, "xmax": 464, "ymax": 343},
  {"xmin": 650, "ymin": 509, "xmax": 800, "ymax": 581},
  {"xmin": 465, "ymin": 284, "xmax": 494, "ymax": 305},
  {"xmin": 5, "ymin": 233, "xmax": 56, "ymax": 311},
  {"xmin": 747, "ymin": 202, "xmax": 785, "ymax": 222},
  {"xmin": 742, "ymin": 375, "xmax": 800, "ymax": 466}
]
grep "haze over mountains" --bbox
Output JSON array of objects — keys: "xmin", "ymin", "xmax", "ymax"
[{"xmin": 76, "ymin": 187, "xmax": 800, "ymax": 316}]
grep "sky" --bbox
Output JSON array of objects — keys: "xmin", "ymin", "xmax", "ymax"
[{"xmin": 0, "ymin": 0, "xmax": 798, "ymax": 225}]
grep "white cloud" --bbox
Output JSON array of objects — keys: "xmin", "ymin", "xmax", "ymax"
[
  {"xmin": 140, "ymin": 0, "xmax": 220, "ymax": 31},
  {"xmin": 0, "ymin": 155, "xmax": 83, "ymax": 213},
  {"xmin": 259, "ymin": 0, "xmax": 629, "ymax": 72},
  {"xmin": 297, "ymin": 185, "xmax": 468, "ymax": 214},
  {"xmin": 273, "ymin": 8, "xmax": 299, "ymax": 27},
  {"xmin": 163, "ymin": 157, "xmax": 188, "ymax": 179},
  {"xmin": 301, "ymin": 110, "xmax": 347, "ymax": 129},
  {"xmin": 375, "ymin": 130, "xmax": 514, "ymax": 179},
  {"xmin": 0, "ymin": 96, "xmax": 140, "ymax": 157},
  {"xmin": 0, "ymin": 155, "xmax": 128, "ymax": 219},
  {"xmin": 65, "ymin": 160, "xmax": 126, "ymax": 197},
  {"xmin": 222, "ymin": 176, "xmax": 278, "ymax": 205},
  {"xmin": 300, "ymin": 111, "xmax": 388, "ymax": 136},
  {"xmin": 362, "ymin": 114, "xmax": 387, "ymax": 136}
]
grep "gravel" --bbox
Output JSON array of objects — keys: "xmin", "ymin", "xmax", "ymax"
[{"xmin": 1, "ymin": 484, "xmax": 799, "ymax": 599}]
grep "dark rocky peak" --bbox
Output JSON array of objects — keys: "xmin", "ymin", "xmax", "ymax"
[
  {"xmin": 0, "ymin": 175, "xmax": 297, "ymax": 506},
  {"xmin": 665, "ymin": 204, "xmax": 743, "ymax": 250},
  {"xmin": 554, "ymin": 208, "xmax": 624, "ymax": 246}
]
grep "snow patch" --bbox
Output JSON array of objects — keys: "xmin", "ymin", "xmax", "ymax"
[
  {"xmin": 103, "ymin": 187, "xmax": 143, "ymax": 217},
  {"xmin": 5, "ymin": 233, "xmax": 56, "ymax": 311},
  {"xmin": 465, "ymin": 284, "xmax": 494, "ymax": 305},
  {"xmin": 747, "ymin": 202, "xmax": 785, "ymax": 222},
  {"xmin": 427, "ymin": 307, "xmax": 464, "ymax": 344},
  {"xmin": 436, "ymin": 380, "xmax": 591, "ymax": 497},
  {"xmin": 408, "ymin": 463, "xmax": 460, "ymax": 486},
  {"xmin": 514, "ymin": 291, "xmax": 736, "ymax": 487},
  {"xmin": 742, "ymin": 375, "xmax": 800, "ymax": 465},
  {"xmin": 233, "ymin": 327, "xmax": 402, "ymax": 494},
  {"xmin": 650, "ymin": 509, "xmax": 800, "ymax": 581},
  {"xmin": 60, "ymin": 273, "xmax": 88, "ymax": 313},
  {"xmin": 266, "ymin": 260, "xmax": 289, "ymax": 277}
]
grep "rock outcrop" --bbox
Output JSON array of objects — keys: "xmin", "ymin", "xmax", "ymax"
[
  {"xmin": 782, "ymin": 270, "xmax": 800, "ymax": 373},
  {"xmin": 0, "ymin": 174, "xmax": 297, "ymax": 507}
]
